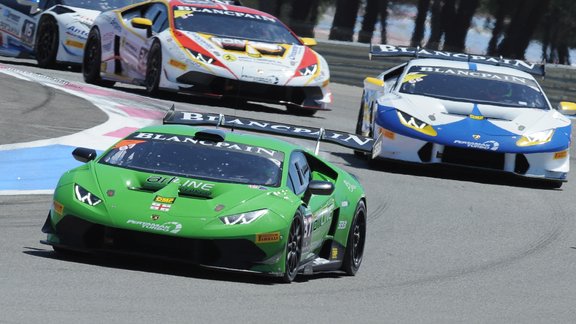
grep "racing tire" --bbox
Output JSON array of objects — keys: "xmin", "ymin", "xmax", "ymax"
[
  {"xmin": 281, "ymin": 209, "xmax": 304, "ymax": 283},
  {"xmin": 83, "ymin": 28, "xmax": 115, "ymax": 87},
  {"xmin": 286, "ymin": 105, "xmax": 317, "ymax": 117},
  {"xmin": 342, "ymin": 200, "xmax": 366, "ymax": 276},
  {"xmin": 35, "ymin": 17, "xmax": 59, "ymax": 68},
  {"xmin": 146, "ymin": 40, "xmax": 163, "ymax": 96}
]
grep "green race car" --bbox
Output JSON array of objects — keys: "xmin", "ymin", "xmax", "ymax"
[{"xmin": 41, "ymin": 109, "xmax": 380, "ymax": 282}]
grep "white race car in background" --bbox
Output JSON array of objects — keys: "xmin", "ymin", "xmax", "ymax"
[
  {"xmin": 83, "ymin": 0, "xmax": 331, "ymax": 116},
  {"xmin": 0, "ymin": 0, "xmax": 138, "ymax": 68},
  {"xmin": 357, "ymin": 44, "xmax": 576, "ymax": 188}
]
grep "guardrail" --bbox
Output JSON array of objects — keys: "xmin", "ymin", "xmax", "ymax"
[{"xmin": 315, "ymin": 41, "xmax": 576, "ymax": 106}]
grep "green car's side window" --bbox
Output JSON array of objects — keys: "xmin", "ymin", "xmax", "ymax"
[{"xmin": 288, "ymin": 151, "xmax": 310, "ymax": 195}]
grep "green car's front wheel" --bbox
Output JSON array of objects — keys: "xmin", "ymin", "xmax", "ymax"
[
  {"xmin": 281, "ymin": 210, "xmax": 304, "ymax": 283},
  {"xmin": 342, "ymin": 200, "xmax": 366, "ymax": 275}
]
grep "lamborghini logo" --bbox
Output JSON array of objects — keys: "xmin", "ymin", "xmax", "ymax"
[{"xmin": 472, "ymin": 134, "xmax": 481, "ymax": 140}]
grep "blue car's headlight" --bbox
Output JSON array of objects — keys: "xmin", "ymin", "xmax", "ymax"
[
  {"xmin": 516, "ymin": 129, "xmax": 554, "ymax": 146},
  {"xmin": 396, "ymin": 110, "xmax": 437, "ymax": 136},
  {"xmin": 219, "ymin": 209, "xmax": 268, "ymax": 225},
  {"xmin": 74, "ymin": 184, "xmax": 102, "ymax": 206}
]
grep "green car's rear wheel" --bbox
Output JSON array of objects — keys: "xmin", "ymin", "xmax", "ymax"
[
  {"xmin": 342, "ymin": 200, "xmax": 366, "ymax": 275},
  {"xmin": 282, "ymin": 210, "xmax": 303, "ymax": 283}
]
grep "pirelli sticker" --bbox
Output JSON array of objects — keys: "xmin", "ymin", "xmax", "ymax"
[{"xmin": 256, "ymin": 232, "xmax": 280, "ymax": 243}]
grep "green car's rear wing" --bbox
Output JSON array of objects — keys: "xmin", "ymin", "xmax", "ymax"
[
  {"xmin": 163, "ymin": 109, "xmax": 382, "ymax": 159},
  {"xmin": 370, "ymin": 44, "xmax": 546, "ymax": 76}
]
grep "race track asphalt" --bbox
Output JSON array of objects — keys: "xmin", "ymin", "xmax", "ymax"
[{"xmin": 1, "ymin": 57, "xmax": 576, "ymax": 323}]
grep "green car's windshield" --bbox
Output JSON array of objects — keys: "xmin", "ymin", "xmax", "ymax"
[
  {"xmin": 172, "ymin": 6, "xmax": 301, "ymax": 44},
  {"xmin": 99, "ymin": 134, "xmax": 284, "ymax": 187},
  {"xmin": 399, "ymin": 65, "xmax": 549, "ymax": 109}
]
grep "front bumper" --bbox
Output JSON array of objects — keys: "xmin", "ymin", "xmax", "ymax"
[
  {"xmin": 374, "ymin": 126, "xmax": 570, "ymax": 182},
  {"xmin": 42, "ymin": 212, "xmax": 285, "ymax": 274},
  {"xmin": 174, "ymin": 71, "xmax": 330, "ymax": 109}
]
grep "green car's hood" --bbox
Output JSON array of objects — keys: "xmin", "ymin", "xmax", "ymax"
[{"xmin": 91, "ymin": 164, "xmax": 292, "ymax": 225}]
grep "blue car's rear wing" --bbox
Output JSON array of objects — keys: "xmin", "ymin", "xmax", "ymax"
[
  {"xmin": 370, "ymin": 44, "xmax": 546, "ymax": 76},
  {"xmin": 163, "ymin": 108, "xmax": 382, "ymax": 159}
]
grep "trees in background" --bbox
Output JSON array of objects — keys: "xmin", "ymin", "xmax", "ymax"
[{"xmin": 253, "ymin": 0, "xmax": 576, "ymax": 64}]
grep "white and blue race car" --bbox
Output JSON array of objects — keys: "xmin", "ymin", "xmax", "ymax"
[
  {"xmin": 0, "ymin": 0, "xmax": 137, "ymax": 68},
  {"xmin": 357, "ymin": 44, "xmax": 576, "ymax": 188}
]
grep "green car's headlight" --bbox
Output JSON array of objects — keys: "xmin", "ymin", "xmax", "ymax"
[
  {"xmin": 74, "ymin": 184, "xmax": 102, "ymax": 206},
  {"xmin": 219, "ymin": 209, "xmax": 268, "ymax": 225},
  {"xmin": 396, "ymin": 111, "xmax": 437, "ymax": 136},
  {"xmin": 516, "ymin": 129, "xmax": 555, "ymax": 146}
]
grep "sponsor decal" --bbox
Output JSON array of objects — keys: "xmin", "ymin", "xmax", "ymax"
[
  {"xmin": 166, "ymin": 112, "xmax": 377, "ymax": 153},
  {"xmin": 154, "ymin": 196, "xmax": 176, "ymax": 204},
  {"xmin": 146, "ymin": 175, "xmax": 215, "ymax": 194},
  {"xmin": 3, "ymin": 8, "xmax": 21, "ymax": 23},
  {"xmin": 113, "ymin": 139, "xmax": 146, "ymax": 150},
  {"xmin": 53, "ymin": 200, "xmax": 64, "ymax": 215},
  {"xmin": 175, "ymin": 7, "xmax": 276, "ymax": 22},
  {"xmin": 331, "ymin": 247, "xmax": 338, "ymax": 260},
  {"xmin": 150, "ymin": 202, "xmax": 171, "ymax": 211},
  {"xmin": 402, "ymin": 72, "xmax": 426, "ymax": 84},
  {"xmin": 126, "ymin": 220, "xmax": 182, "ymax": 233},
  {"xmin": 169, "ymin": 59, "xmax": 187, "ymax": 70},
  {"xmin": 469, "ymin": 114, "xmax": 484, "ymax": 120},
  {"xmin": 453, "ymin": 139, "xmax": 500, "ymax": 151},
  {"xmin": 288, "ymin": 45, "xmax": 302, "ymax": 65},
  {"xmin": 372, "ymin": 44, "xmax": 544, "ymax": 75},
  {"xmin": 223, "ymin": 54, "xmax": 236, "ymax": 61},
  {"xmin": 415, "ymin": 66, "xmax": 532, "ymax": 86},
  {"xmin": 337, "ymin": 220, "xmax": 347, "ymax": 230},
  {"xmin": 256, "ymin": 232, "xmax": 280, "ymax": 243},
  {"xmin": 0, "ymin": 21, "xmax": 19, "ymax": 37},
  {"xmin": 248, "ymin": 184, "xmax": 268, "ymax": 190},
  {"xmin": 66, "ymin": 25, "xmax": 89, "ymax": 38},
  {"xmin": 312, "ymin": 201, "xmax": 335, "ymax": 231},
  {"xmin": 241, "ymin": 73, "xmax": 279, "ymax": 85},
  {"xmin": 21, "ymin": 20, "xmax": 35, "ymax": 45},
  {"xmin": 343, "ymin": 180, "xmax": 357, "ymax": 192},
  {"xmin": 133, "ymin": 132, "xmax": 283, "ymax": 159},
  {"xmin": 340, "ymin": 201, "xmax": 349, "ymax": 208}
]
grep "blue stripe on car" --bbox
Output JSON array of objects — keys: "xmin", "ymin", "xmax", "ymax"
[{"xmin": 375, "ymin": 104, "xmax": 571, "ymax": 153}]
